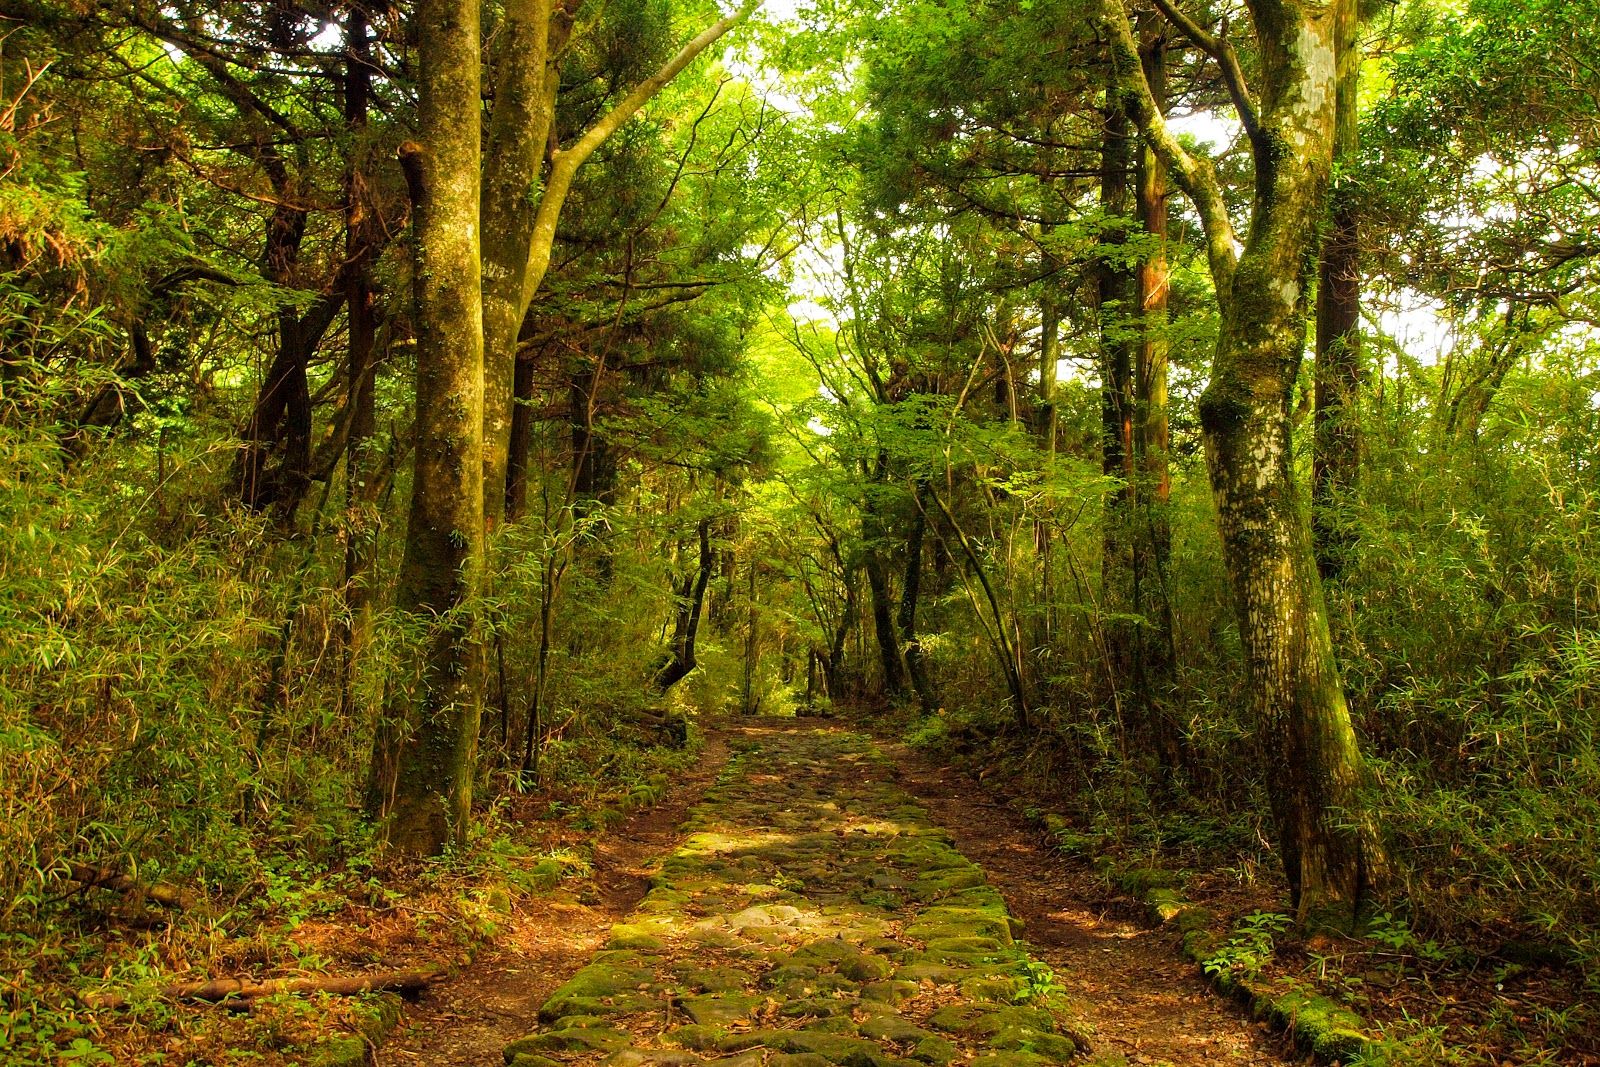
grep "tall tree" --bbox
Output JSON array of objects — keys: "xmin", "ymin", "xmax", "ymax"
[
  {"xmin": 478, "ymin": 0, "xmax": 759, "ymax": 527},
  {"xmin": 368, "ymin": 0, "xmax": 486, "ymax": 855},
  {"xmin": 1097, "ymin": 0, "xmax": 1385, "ymax": 925},
  {"xmin": 1312, "ymin": 0, "xmax": 1366, "ymax": 581}
]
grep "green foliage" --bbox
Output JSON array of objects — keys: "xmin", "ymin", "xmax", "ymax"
[{"xmin": 1201, "ymin": 912, "xmax": 1292, "ymax": 984}]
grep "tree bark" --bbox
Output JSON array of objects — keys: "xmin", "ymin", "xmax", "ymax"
[
  {"xmin": 655, "ymin": 517, "xmax": 714, "ymax": 691},
  {"xmin": 367, "ymin": 0, "xmax": 485, "ymax": 856},
  {"xmin": 339, "ymin": 6, "xmax": 380, "ymax": 725},
  {"xmin": 82, "ymin": 969, "xmax": 440, "ymax": 1010},
  {"xmin": 1098, "ymin": 97, "xmax": 1139, "ymax": 696},
  {"xmin": 898, "ymin": 481, "xmax": 937, "ymax": 712},
  {"xmin": 861, "ymin": 457, "xmax": 906, "ymax": 698},
  {"xmin": 1135, "ymin": 12, "xmax": 1180, "ymax": 770},
  {"xmin": 504, "ymin": 345, "xmax": 538, "ymax": 522},
  {"xmin": 59, "ymin": 861, "xmax": 196, "ymax": 910},
  {"xmin": 481, "ymin": 3, "xmax": 757, "ymax": 523},
  {"xmin": 1313, "ymin": 5, "xmax": 1363, "ymax": 583},
  {"xmin": 479, "ymin": 0, "xmax": 567, "ymax": 530}
]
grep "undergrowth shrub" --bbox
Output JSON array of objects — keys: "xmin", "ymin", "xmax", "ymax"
[{"xmin": 1341, "ymin": 366, "xmax": 1600, "ymax": 950}]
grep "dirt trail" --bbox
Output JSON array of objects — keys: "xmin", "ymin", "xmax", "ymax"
[
  {"xmin": 379, "ymin": 732, "xmax": 733, "ymax": 1066},
  {"xmin": 874, "ymin": 731, "xmax": 1286, "ymax": 1066},
  {"xmin": 388, "ymin": 721, "xmax": 1287, "ymax": 1067}
]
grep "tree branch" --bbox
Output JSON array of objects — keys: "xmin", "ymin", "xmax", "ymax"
[
  {"xmin": 1096, "ymin": 0, "xmax": 1238, "ymax": 290},
  {"xmin": 1148, "ymin": 0, "xmax": 1262, "ymax": 146},
  {"xmin": 516, "ymin": 0, "xmax": 760, "ymax": 318}
]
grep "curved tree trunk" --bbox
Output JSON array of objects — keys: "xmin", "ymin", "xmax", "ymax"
[{"xmin": 655, "ymin": 517, "xmax": 714, "ymax": 692}]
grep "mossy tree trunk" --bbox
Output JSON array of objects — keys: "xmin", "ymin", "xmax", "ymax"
[
  {"xmin": 368, "ymin": 0, "xmax": 484, "ymax": 856},
  {"xmin": 478, "ymin": 0, "xmax": 568, "ymax": 531},
  {"xmin": 1100, "ymin": 0, "xmax": 1384, "ymax": 926},
  {"xmin": 899, "ymin": 480, "xmax": 937, "ymax": 713},
  {"xmin": 339, "ymin": 6, "xmax": 381, "ymax": 724}
]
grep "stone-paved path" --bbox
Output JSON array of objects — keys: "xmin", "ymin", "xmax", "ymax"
[{"xmin": 502, "ymin": 727, "xmax": 1093, "ymax": 1067}]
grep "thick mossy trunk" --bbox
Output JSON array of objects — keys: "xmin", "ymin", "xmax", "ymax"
[
  {"xmin": 368, "ymin": 0, "xmax": 484, "ymax": 856},
  {"xmin": 1100, "ymin": 0, "xmax": 1382, "ymax": 926},
  {"xmin": 1201, "ymin": 272, "xmax": 1375, "ymax": 922}
]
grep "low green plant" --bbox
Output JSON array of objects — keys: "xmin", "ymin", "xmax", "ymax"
[
  {"xmin": 1202, "ymin": 911, "xmax": 1292, "ymax": 983},
  {"xmin": 1012, "ymin": 960, "xmax": 1066, "ymax": 1004}
]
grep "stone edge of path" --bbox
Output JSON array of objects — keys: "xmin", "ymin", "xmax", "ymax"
[
  {"xmin": 306, "ymin": 992, "xmax": 406, "ymax": 1066},
  {"xmin": 1021, "ymin": 809, "xmax": 1373, "ymax": 1065}
]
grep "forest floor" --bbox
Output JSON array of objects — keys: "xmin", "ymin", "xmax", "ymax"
[{"xmin": 383, "ymin": 718, "xmax": 1289, "ymax": 1067}]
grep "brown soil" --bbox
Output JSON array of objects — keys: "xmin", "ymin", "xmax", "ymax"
[
  {"xmin": 871, "ymin": 728, "xmax": 1292, "ymax": 1067},
  {"xmin": 377, "ymin": 729, "xmax": 734, "ymax": 1066}
]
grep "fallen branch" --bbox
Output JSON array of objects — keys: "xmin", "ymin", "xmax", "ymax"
[
  {"xmin": 59, "ymin": 861, "xmax": 198, "ymax": 910},
  {"xmin": 81, "ymin": 968, "xmax": 442, "ymax": 1011}
]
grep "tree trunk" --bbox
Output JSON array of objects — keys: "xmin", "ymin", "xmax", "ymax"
[
  {"xmin": 740, "ymin": 562, "xmax": 760, "ymax": 714},
  {"xmin": 367, "ymin": 0, "xmax": 484, "ymax": 856},
  {"xmin": 504, "ymin": 335, "xmax": 540, "ymax": 522},
  {"xmin": 899, "ymin": 481, "xmax": 937, "ymax": 712},
  {"xmin": 1135, "ymin": 13, "xmax": 1180, "ymax": 770},
  {"xmin": 655, "ymin": 517, "xmax": 713, "ymax": 691},
  {"xmin": 1100, "ymin": 0, "xmax": 1383, "ymax": 925},
  {"xmin": 1313, "ymin": 6, "xmax": 1363, "ymax": 583},
  {"xmin": 480, "ymin": 3, "xmax": 755, "ymax": 524},
  {"xmin": 339, "ymin": 6, "xmax": 380, "ymax": 725},
  {"xmin": 1098, "ymin": 98, "xmax": 1139, "ymax": 697},
  {"xmin": 235, "ymin": 192, "xmax": 313, "ymax": 517},
  {"xmin": 480, "ymin": 0, "xmax": 567, "ymax": 530}
]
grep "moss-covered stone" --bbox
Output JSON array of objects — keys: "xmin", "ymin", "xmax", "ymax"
[
  {"xmin": 1114, "ymin": 866, "xmax": 1182, "ymax": 895},
  {"xmin": 911, "ymin": 1036, "xmax": 958, "ymax": 1065},
  {"xmin": 681, "ymin": 993, "xmax": 761, "ymax": 1026},
  {"xmin": 602, "ymin": 1050, "xmax": 701, "ymax": 1067},
  {"xmin": 506, "ymin": 1026, "xmax": 631, "ymax": 1055},
  {"xmin": 607, "ymin": 924, "xmax": 668, "ymax": 951},
  {"xmin": 967, "ymin": 1052, "xmax": 1052, "ymax": 1067},
  {"xmin": 780, "ymin": 1030, "xmax": 893, "ymax": 1066},
  {"xmin": 858, "ymin": 1015, "xmax": 932, "ymax": 1044},
  {"xmin": 770, "ymin": 1056, "xmax": 834, "ymax": 1067},
  {"xmin": 838, "ymin": 952, "xmax": 895, "ymax": 982},
  {"xmin": 679, "ymin": 966, "xmax": 751, "ymax": 993},
  {"xmin": 859, "ymin": 979, "xmax": 919, "ymax": 1005},
  {"xmin": 959, "ymin": 975, "xmax": 1019, "ymax": 1003},
  {"xmin": 662, "ymin": 1024, "xmax": 722, "ymax": 1050},
  {"xmin": 989, "ymin": 1025, "xmax": 1081, "ymax": 1059}
]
